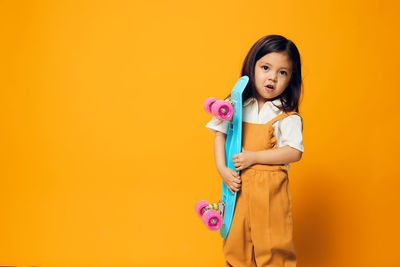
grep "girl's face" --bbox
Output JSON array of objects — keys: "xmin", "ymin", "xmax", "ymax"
[{"xmin": 254, "ymin": 51, "xmax": 293, "ymax": 102}]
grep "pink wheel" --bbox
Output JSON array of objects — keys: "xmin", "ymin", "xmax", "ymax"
[
  {"xmin": 203, "ymin": 97, "xmax": 217, "ymax": 114},
  {"xmin": 202, "ymin": 210, "xmax": 222, "ymax": 231},
  {"xmin": 211, "ymin": 100, "xmax": 233, "ymax": 120},
  {"xmin": 195, "ymin": 200, "xmax": 209, "ymax": 217}
]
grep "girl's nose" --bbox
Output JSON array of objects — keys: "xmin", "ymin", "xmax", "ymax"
[{"xmin": 268, "ymin": 72, "xmax": 277, "ymax": 81}]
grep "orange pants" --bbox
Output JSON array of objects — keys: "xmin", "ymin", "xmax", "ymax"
[{"xmin": 222, "ymin": 112, "xmax": 299, "ymax": 266}]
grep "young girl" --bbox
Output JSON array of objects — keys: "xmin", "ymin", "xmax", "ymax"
[{"xmin": 206, "ymin": 35, "xmax": 303, "ymax": 267}]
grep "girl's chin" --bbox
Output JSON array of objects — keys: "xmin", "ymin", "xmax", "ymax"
[
  {"xmin": 263, "ymin": 89, "xmax": 277, "ymax": 97},
  {"xmin": 256, "ymin": 90, "xmax": 279, "ymax": 101}
]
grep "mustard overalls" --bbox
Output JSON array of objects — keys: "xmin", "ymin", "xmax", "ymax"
[{"xmin": 223, "ymin": 111, "xmax": 300, "ymax": 267}]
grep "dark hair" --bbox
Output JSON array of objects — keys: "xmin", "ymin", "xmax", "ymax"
[{"xmin": 229, "ymin": 35, "xmax": 302, "ymax": 113}]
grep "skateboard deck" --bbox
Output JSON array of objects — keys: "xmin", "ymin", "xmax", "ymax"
[{"xmin": 220, "ymin": 75, "xmax": 249, "ymax": 238}]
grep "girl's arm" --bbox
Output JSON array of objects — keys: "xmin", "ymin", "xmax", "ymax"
[
  {"xmin": 214, "ymin": 131, "xmax": 242, "ymax": 193},
  {"xmin": 214, "ymin": 131, "xmax": 227, "ymax": 171},
  {"xmin": 253, "ymin": 145, "xmax": 302, "ymax": 164},
  {"xmin": 232, "ymin": 146, "xmax": 302, "ymax": 171}
]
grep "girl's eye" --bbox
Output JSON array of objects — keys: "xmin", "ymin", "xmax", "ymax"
[{"xmin": 262, "ymin": 66, "xmax": 287, "ymax": 75}]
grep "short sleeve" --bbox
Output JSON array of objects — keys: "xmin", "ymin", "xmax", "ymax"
[
  {"xmin": 274, "ymin": 114, "xmax": 304, "ymax": 152},
  {"xmin": 205, "ymin": 116, "xmax": 229, "ymax": 134}
]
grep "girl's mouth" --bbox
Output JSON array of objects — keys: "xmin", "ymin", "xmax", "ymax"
[{"xmin": 265, "ymin": 85, "xmax": 274, "ymax": 91}]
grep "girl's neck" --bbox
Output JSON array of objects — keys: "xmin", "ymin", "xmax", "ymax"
[
  {"xmin": 255, "ymin": 95, "xmax": 278, "ymax": 105},
  {"xmin": 255, "ymin": 95, "xmax": 281, "ymax": 115}
]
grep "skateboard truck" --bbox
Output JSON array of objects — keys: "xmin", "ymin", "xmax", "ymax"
[
  {"xmin": 195, "ymin": 200, "xmax": 225, "ymax": 231},
  {"xmin": 203, "ymin": 97, "xmax": 234, "ymax": 121}
]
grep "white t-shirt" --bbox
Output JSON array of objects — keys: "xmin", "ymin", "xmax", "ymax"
[{"xmin": 205, "ymin": 97, "xmax": 303, "ymax": 171}]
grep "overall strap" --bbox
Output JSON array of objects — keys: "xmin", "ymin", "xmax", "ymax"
[{"xmin": 267, "ymin": 111, "xmax": 299, "ymax": 125}]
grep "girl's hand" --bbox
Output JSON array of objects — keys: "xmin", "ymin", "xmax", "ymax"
[
  {"xmin": 232, "ymin": 148, "xmax": 256, "ymax": 171},
  {"xmin": 218, "ymin": 166, "xmax": 241, "ymax": 194}
]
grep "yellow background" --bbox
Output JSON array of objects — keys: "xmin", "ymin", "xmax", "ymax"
[{"xmin": 1, "ymin": 0, "xmax": 400, "ymax": 266}]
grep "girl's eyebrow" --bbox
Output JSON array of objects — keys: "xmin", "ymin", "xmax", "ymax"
[{"xmin": 260, "ymin": 61, "xmax": 290, "ymax": 70}]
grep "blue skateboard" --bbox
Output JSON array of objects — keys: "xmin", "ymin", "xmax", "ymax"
[{"xmin": 195, "ymin": 76, "xmax": 249, "ymax": 238}]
